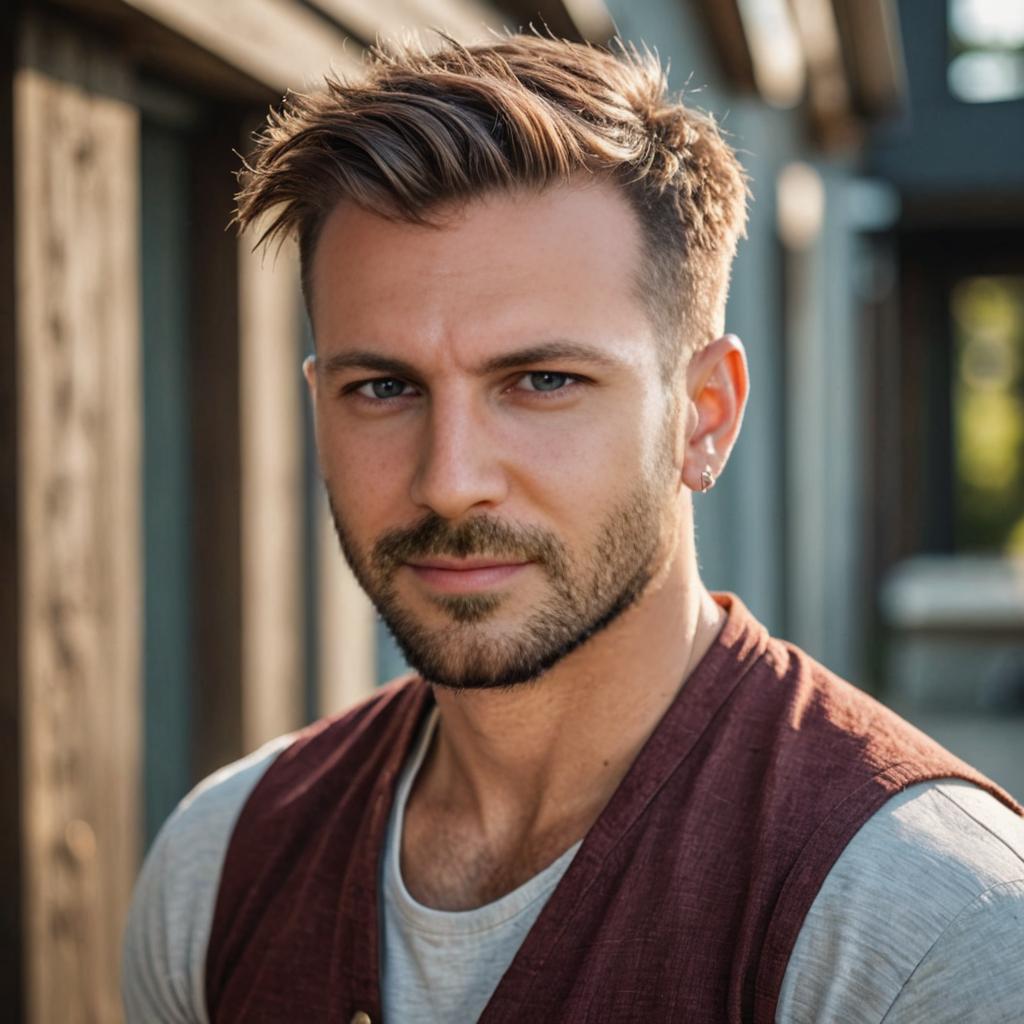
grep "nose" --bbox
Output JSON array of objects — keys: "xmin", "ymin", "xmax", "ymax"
[{"xmin": 408, "ymin": 396, "xmax": 509, "ymax": 519}]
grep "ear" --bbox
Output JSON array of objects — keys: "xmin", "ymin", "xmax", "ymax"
[{"xmin": 680, "ymin": 334, "xmax": 749, "ymax": 493}]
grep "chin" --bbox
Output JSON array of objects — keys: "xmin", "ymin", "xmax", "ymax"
[{"xmin": 387, "ymin": 571, "xmax": 649, "ymax": 692}]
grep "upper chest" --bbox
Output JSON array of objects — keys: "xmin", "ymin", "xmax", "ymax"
[{"xmin": 399, "ymin": 793, "xmax": 590, "ymax": 910}]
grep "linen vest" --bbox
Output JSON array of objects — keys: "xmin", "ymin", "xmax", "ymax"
[{"xmin": 205, "ymin": 594, "xmax": 1020, "ymax": 1023}]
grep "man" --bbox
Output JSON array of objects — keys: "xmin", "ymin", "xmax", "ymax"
[{"xmin": 124, "ymin": 35, "xmax": 1024, "ymax": 1023}]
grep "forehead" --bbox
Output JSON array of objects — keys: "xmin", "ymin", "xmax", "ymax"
[{"xmin": 308, "ymin": 181, "xmax": 655, "ymax": 362}]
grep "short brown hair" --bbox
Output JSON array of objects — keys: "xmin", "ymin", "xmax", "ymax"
[{"xmin": 235, "ymin": 34, "xmax": 748, "ymax": 363}]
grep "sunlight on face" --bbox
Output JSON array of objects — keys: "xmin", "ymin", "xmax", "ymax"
[{"xmin": 308, "ymin": 182, "xmax": 684, "ymax": 688}]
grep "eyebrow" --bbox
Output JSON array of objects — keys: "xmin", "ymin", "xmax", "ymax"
[{"xmin": 317, "ymin": 340, "xmax": 625, "ymax": 379}]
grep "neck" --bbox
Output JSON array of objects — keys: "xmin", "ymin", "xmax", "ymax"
[{"xmin": 419, "ymin": 531, "xmax": 725, "ymax": 844}]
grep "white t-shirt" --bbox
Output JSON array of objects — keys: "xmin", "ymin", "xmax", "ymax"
[
  {"xmin": 123, "ymin": 712, "xmax": 1024, "ymax": 1023},
  {"xmin": 380, "ymin": 709, "xmax": 582, "ymax": 1022}
]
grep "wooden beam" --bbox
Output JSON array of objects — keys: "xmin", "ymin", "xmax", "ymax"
[
  {"xmin": 497, "ymin": 0, "xmax": 615, "ymax": 42},
  {"xmin": 14, "ymin": 15, "xmax": 140, "ymax": 1023},
  {"xmin": 306, "ymin": 0, "xmax": 504, "ymax": 46},
  {"xmin": 75, "ymin": 0, "xmax": 362, "ymax": 94},
  {"xmin": 238, "ymin": 221, "xmax": 306, "ymax": 750},
  {"xmin": 693, "ymin": 0, "xmax": 758, "ymax": 95},
  {"xmin": 790, "ymin": 0, "xmax": 859, "ymax": 149},
  {"xmin": 832, "ymin": 0, "xmax": 907, "ymax": 118},
  {"xmin": 44, "ymin": 0, "xmax": 286, "ymax": 102}
]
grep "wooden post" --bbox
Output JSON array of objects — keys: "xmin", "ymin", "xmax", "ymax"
[
  {"xmin": 0, "ymin": 12, "xmax": 23, "ymax": 1020},
  {"xmin": 238, "ymin": 225, "xmax": 306, "ymax": 749},
  {"xmin": 13, "ymin": 17, "xmax": 140, "ymax": 1024}
]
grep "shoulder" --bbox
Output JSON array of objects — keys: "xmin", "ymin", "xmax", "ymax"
[
  {"xmin": 777, "ymin": 779, "xmax": 1024, "ymax": 1024},
  {"xmin": 209, "ymin": 679, "xmax": 428, "ymax": 870},
  {"xmin": 252, "ymin": 675, "xmax": 424, "ymax": 803},
  {"xmin": 122, "ymin": 679, "xmax": 424, "ymax": 1023},
  {"xmin": 122, "ymin": 734, "xmax": 294, "ymax": 1023}
]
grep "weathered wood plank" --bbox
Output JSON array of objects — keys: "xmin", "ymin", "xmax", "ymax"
[
  {"xmin": 118, "ymin": 0, "xmax": 361, "ymax": 92},
  {"xmin": 238, "ymin": 226, "xmax": 306, "ymax": 749},
  {"xmin": 0, "ymin": 15, "xmax": 25, "ymax": 1021},
  {"xmin": 306, "ymin": 0, "xmax": 502, "ymax": 46},
  {"xmin": 15, "ymin": 17, "xmax": 140, "ymax": 1024}
]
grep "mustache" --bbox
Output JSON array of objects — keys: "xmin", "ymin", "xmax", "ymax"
[{"xmin": 372, "ymin": 514, "xmax": 567, "ymax": 573}]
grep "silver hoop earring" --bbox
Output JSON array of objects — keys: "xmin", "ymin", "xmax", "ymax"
[{"xmin": 700, "ymin": 467, "xmax": 714, "ymax": 493}]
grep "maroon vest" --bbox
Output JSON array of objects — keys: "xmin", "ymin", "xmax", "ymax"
[{"xmin": 205, "ymin": 594, "xmax": 1020, "ymax": 1023}]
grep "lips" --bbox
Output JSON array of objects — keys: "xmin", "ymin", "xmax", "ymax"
[
  {"xmin": 405, "ymin": 558, "xmax": 530, "ymax": 594},
  {"xmin": 407, "ymin": 557, "xmax": 527, "ymax": 571}
]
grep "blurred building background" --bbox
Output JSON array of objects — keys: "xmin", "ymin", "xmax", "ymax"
[{"xmin": 2, "ymin": 0, "xmax": 1022, "ymax": 1019}]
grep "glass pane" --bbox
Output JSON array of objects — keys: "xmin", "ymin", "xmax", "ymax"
[
  {"xmin": 948, "ymin": 0, "xmax": 1024, "ymax": 103},
  {"xmin": 951, "ymin": 276, "xmax": 1024, "ymax": 553}
]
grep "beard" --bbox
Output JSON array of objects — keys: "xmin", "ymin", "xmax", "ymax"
[{"xmin": 327, "ymin": 476, "xmax": 674, "ymax": 691}]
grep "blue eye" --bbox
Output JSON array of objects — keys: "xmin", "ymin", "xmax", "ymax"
[
  {"xmin": 360, "ymin": 378, "xmax": 408, "ymax": 399},
  {"xmin": 523, "ymin": 371, "xmax": 569, "ymax": 392}
]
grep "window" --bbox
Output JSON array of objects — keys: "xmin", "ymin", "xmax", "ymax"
[{"xmin": 948, "ymin": 0, "xmax": 1024, "ymax": 103}]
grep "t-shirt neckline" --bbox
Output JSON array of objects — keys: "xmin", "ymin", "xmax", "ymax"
[{"xmin": 383, "ymin": 706, "xmax": 582, "ymax": 937}]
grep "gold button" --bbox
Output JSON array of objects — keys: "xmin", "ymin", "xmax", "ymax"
[{"xmin": 350, "ymin": 1013, "xmax": 372, "ymax": 1024}]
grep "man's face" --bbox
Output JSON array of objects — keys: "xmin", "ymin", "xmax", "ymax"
[{"xmin": 308, "ymin": 182, "xmax": 687, "ymax": 689}]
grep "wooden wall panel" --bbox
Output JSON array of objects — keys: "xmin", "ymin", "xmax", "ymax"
[
  {"xmin": 0, "ymin": 12, "xmax": 23, "ymax": 1020},
  {"xmin": 14, "ymin": 19, "xmax": 140, "ymax": 1024},
  {"xmin": 238, "ymin": 230, "xmax": 305, "ymax": 749}
]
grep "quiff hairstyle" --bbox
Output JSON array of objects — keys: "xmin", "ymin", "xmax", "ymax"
[{"xmin": 235, "ymin": 34, "xmax": 748, "ymax": 366}]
